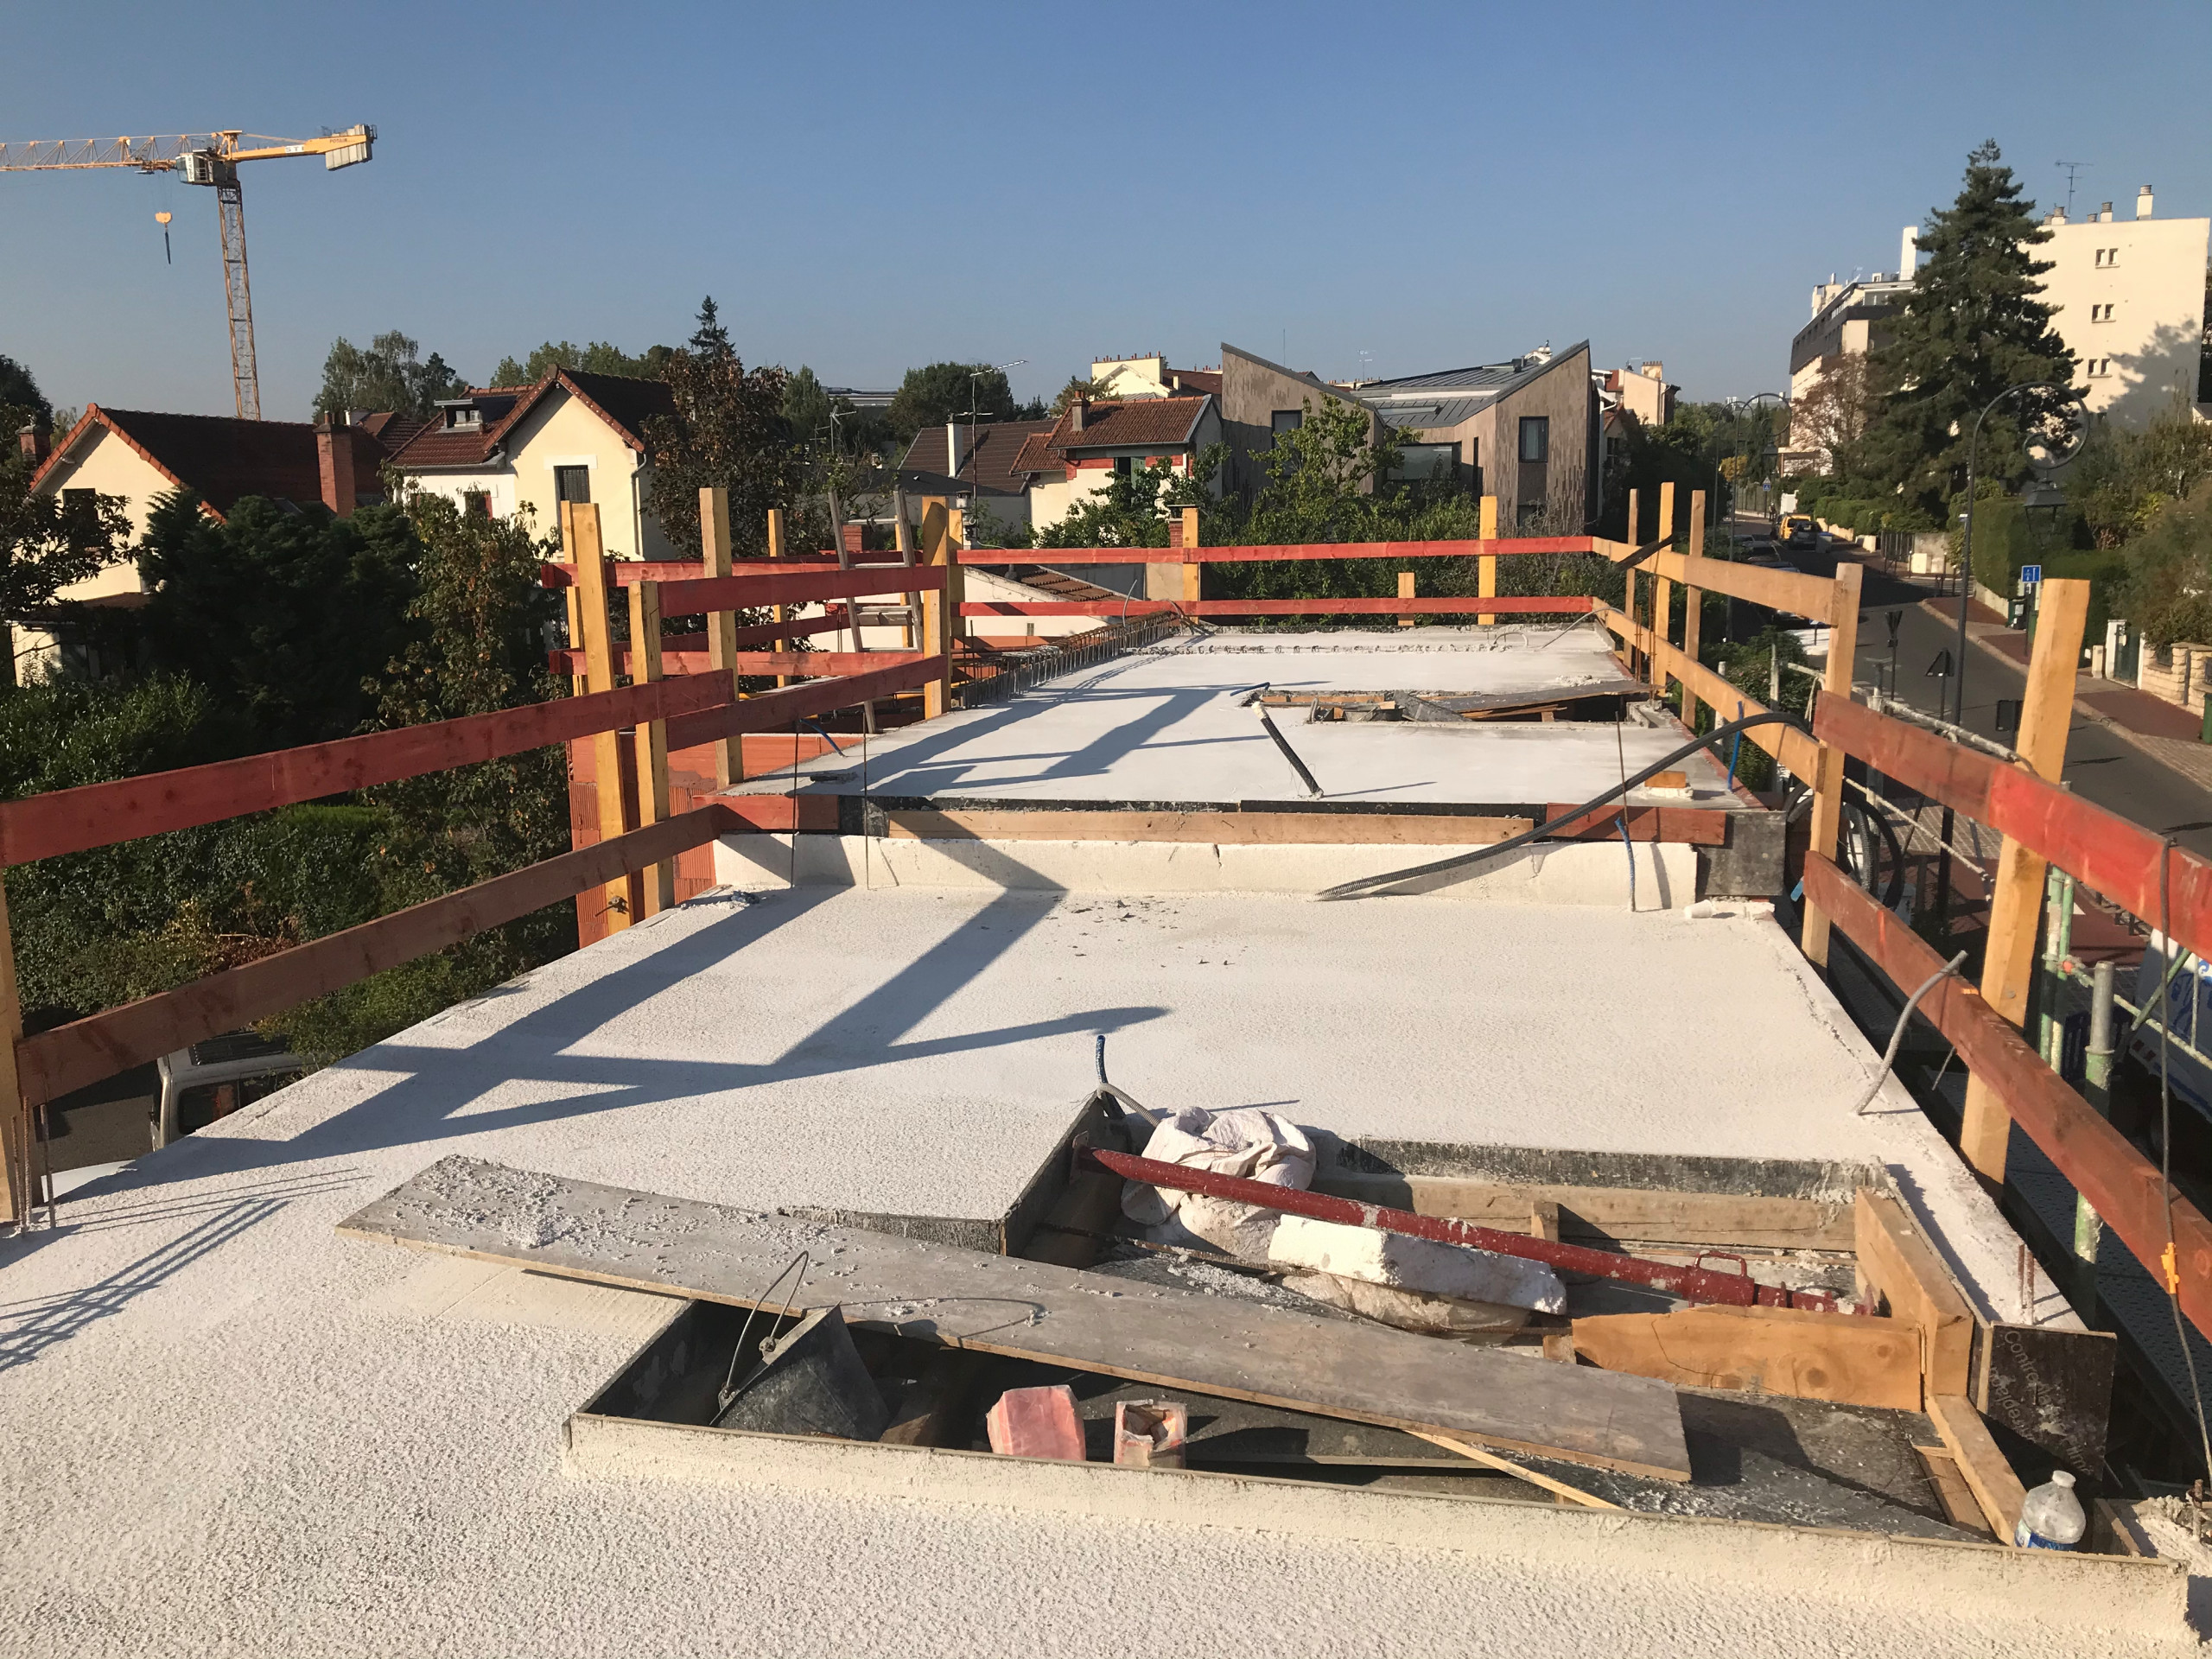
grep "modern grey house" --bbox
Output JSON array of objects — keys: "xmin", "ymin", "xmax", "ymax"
[{"xmin": 1218, "ymin": 340, "xmax": 1601, "ymax": 531}]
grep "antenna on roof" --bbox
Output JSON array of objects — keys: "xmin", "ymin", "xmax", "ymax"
[{"xmin": 2056, "ymin": 160, "xmax": 2090, "ymax": 219}]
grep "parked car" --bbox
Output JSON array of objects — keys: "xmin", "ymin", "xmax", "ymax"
[{"xmin": 1782, "ymin": 514, "xmax": 1820, "ymax": 549}]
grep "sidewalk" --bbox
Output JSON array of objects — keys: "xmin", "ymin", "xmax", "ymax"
[{"xmin": 1923, "ymin": 597, "xmax": 2212, "ymax": 791}]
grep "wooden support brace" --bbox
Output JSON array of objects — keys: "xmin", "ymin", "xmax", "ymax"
[
  {"xmin": 1397, "ymin": 570, "xmax": 1415, "ymax": 628},
  {"xmin": 766, "ymin": 506, "xmax": 791, "ymax": 688},
  {"xmin": 1650, "ymin": 481, "xmax": 1675, "ymax": 693},
  {"xmin": 1796, "ymin": 558, "xmax": 1863, "ymax": 969},
  {"xmin": 1681, "ymin": 489, "xmax": 1706, "ymax": 731},
  {"xmin": 1621, "ymin": 488, "xmax": 1641, "ymax": 677},
  {"xmin": 1961, "ymin": 577, "xmax": 2090, "ymax": 1184},
  {"xmin": 566, "ymin": 503, "xmax": 637, "ymax": 937},
  {"xmin": 1477, "ymin": 495, "xmax": 1498, "ymax": 626},
  {"xmin": 700, "ymin": 486, "xmax": 743, "ymax": 787},
  {"xmin": 1180, "ymin": 507, "xmax": 1201, "ymax": 604},
  {"xmin": 919, "ymin": 499, "xmax": 954, "ymax": 720},
  {"xmin": 0, "ymin": 878, "xmax": 27, "ymax": 1225},
  {"xmin": 626, "ymin": 580, "xmax": 676, "ymax": 918},
  {"xmin": 1853, "ymin": 1188, "xmax": 1973, "ymax": 1403},
  {"xmin": 1929, "ymin": 1393, "xmax": 2027, "ymax": 1541}
]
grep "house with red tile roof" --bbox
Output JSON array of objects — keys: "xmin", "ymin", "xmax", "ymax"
[
  {"xmin": 896, "ymin": 418, "xmax": 1057, "ymax": 540},
  {"xmin": 1007, "ymin": 394, "xmax": 1223, "ymax": 534},
  {"xmin": 384, "ymin": 368, "xmax": 679, "ymax": 560},
  {"xmin": 19, "ymin": 406, "xmax": 410, "ymax": 676}
]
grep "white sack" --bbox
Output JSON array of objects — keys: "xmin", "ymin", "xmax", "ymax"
[{"xmin": 1266, "ymin": 1213, "xmax": 1566, "ymax": 1314}]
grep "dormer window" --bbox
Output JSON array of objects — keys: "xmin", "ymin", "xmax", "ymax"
[{"xmin": 444, "ymin": 404, "xmax": 482, "ymax": 429}]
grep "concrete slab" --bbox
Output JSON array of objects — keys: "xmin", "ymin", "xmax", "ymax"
[
  {"xmin": 736, "ymin": 626, "xmax": 1738, "ymax": 810},
  {"xmin": 0, "ymin": 883, "xmax": 2128, "ymax": 1656}
]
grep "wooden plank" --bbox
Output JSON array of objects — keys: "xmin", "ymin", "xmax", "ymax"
[
  {"xmin": 657, "ymin": 563, "xmax": 947, "ymax": 619},
  {"xmin": 1396, "ymin": 570, "xmax": 1414, "ymax": 629},
  {"xmin": 339, "ymin": 1157, "xmax": 1694, "ymax": 1480},
  {"xmin": 1977, "ymin": 1322, "xmax": 2118, "ymax": 1478},
  {"xmin": 0, "ymin": 880, "xmax": 26, "ymax": 1225},
  {"xmin": 1179, "ymin": 507, "xmax": 1201, "ymax": 606},
  {"xmin": 1853, "ymin": 1188, "xmax": 1973, "ymax": 1404},
  {"xmin": 664, "ymin": 657, "xmax": 947, "ymax": 753},
  {"xmin": 1308, "ymin": 1172, "xmax": 1856, "ymax": 1250},
  {"xmin": 767, "ymin": 506, "xmax": 791, "ymax": 687},
  {"xmin": 1798, "ymin": 557, "xmax": 1863, "ymax": 970},
  {"xmin": 1961, "ymin": 576, "xmax": 2090, "ymax": 1182},
  {"xmin": 954, "ymin": 537, "xmax": 1597, "ymax": 566},
  {"xmin": 1650, "ymin": 481, "xmax": 1675, "ymax": 696},
  {"xmin": 1529, "ymin": 1198, "xmax": 1561, "ymax": 1243},
  {"xmin": 1595, "ymin": 606, "xmax": 1822, "ymax": 779},
  {"xmin": 880, "ymin": 810, "xmax": 1532, "ymax": 847},
  {"xmin": 568, "ymin": 503, "xmax": 637, "ymax": 933},
  {"xmin": 627, "ymin": 579, "xmax": 675, "ymax": 918},
  {"xmin": 1572, "ymin": 1305, "xmax": 1921, "ymax": 1408},
  {"xmin": 1622, "ymin": 489, "xmax": 1641, "ymax": 680},
  {"xmin": 1806, "ymin": 850, "xmax": 2212, "ymax": 1346},
  {"xmin": 699, "ymin": 485, "xmax": 743, "ymax": 788},
  {"xmin": 1477, "ymin": 494, "xmax": 1498, "ymax": 626},
  {"xmin": 1540, "ymin": 805, "xmax": 1730, "ymax": 847},
  {"xmin": 1928, "ymin": 1392, "xmax": 2027, "ymax": 1541},
  {"xmin": 548, "ymin": 615, "xmax": 856, "ymax": 674},
  {"xmin": 920, "ymin": 500, "xmax": 953, "ymax": 720},
  {"xmin": 1642, "ymin": 549, "xmax": 1840, "ymax": 625},
  {"xmin": 1914, "ymin": 1445, "xmax": 1994, "ymax": 1535},
  {"xmin": 15, "ymin": 809, "xmax": 734, "ymax": 1108},
  {"xmin": 1680, "ymin": 490, "xmax": 1706, "ymax": 732},
  {"xmin": 0, "ymin": 670, "xmax": 730, "ymax": 869},
  {"xmin": 1406, "ymin": 1429, "xmax": 1619, "ymax": 1508},
  {"xmin": 958, "ymin": 596, "xmax": 1597, "ymax": 619},
  {"xmin": 1815, "ymin": 694, "xmax": 2212, "ymax": 971}
]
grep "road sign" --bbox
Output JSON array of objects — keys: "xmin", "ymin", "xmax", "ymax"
[
  {"xmin": 2021, "ymin": 563, "xmax": 2044, "ymax": 585},
  {"xmin": 1927, "ymin": 648, "xmax": 1954, "ymax": 678}
]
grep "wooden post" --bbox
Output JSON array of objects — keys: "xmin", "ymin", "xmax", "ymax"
[
  {"xmin": 920, "ymin": 499, "xmax": 954, "ymax": 719},
  {"xmin": 894, "ymin": 487, "xmax": 919, "ymax": 648},
  {"xmin": 1478, "ymin": 494, "xmax": 1498, "ymax": 626},
  {"xmin": 1398, "ymin": 571, "xmax": 1415, "ymax": 628},
  {"xmin": 1622, "ymin": 487, "xmax": 1641, "ymax": 677},
  {"xmin": 1650, "ymin": 481, "xmax": 1675, "ymax": 694},
  {"xmin": 567, "ymin": 502, "xmax": 636, "ymax": 935},
  {"xmin": 1681, "ymin": 490, "xmax": 1707, "ymax": 732},
  {"xmin": 1796, "ymin": 559, "xmax": 1866, "ymax": 971},
  {"xmin": 563, "ymin": 587, "xmax": 588, "ymax": 697},
  {"xmin": 1180, "ymin": 506, "xmax": 1201, "ymax": 605},
  {"xmin": 0, "ymin": 878, "xmax": 27, "ymax": 1225},
  {"xmin": 700, "ymin": 486, "xmax": 743, "ymax": 788},
  {"xmin": 627, "ymin": 579, "xmax": 676, "ymax": 918},
  {"xmin": 1959, "ymin": 577, "xmax": 2092, "ymax": 1185},
  {"xmin": 766, "ymin": 507, "xmax": 791, "ymax": 689}
]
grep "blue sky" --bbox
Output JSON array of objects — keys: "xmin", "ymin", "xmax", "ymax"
[{"xmin": 4, "ymin": 2, "xmax": 2208, "ymax": 422}]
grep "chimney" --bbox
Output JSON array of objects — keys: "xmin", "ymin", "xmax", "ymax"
[
  {"xmin": 1899, "ymin": 225, "xmax": 1918, "ymax": 276},
  {"xmin": 18, "ymin": 424, "xmax": 48, "ymax": 465},
  {"xmin": 1068, "ymin": 397, "xmax": 1087, "ymax": 434},
  {"xmin": 842, "ymin": 523, "xmax": 863, "ymax": 556},
  {"xmin": 2138, "ymin": 185, "xmax": 2155, "ymax": 219},
  {"xmin": 316, "ymin": 413, "xmax": 356, "ymax": 518},
  {"xmin": 2099, "ymin": 201, "xmax": 2114, "ymax": 222}
]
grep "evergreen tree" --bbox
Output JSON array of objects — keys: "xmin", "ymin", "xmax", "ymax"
[
  {"xmin": 1859, "ymin": 141, "xmax": 2075, "ymax": 517},
  {"xmin": 690, "ymin": 296, "xmax": 734, "ymax": 359}
]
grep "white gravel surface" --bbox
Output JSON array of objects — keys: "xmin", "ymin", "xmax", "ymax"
[{"xmin": 0, "ymin": 887, "xmax": 2175, "ymax": 1655}]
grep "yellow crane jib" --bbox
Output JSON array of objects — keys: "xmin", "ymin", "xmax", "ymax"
[{"xmin": 0, "ymin": 126, "xmax": 375, "ymax": 421}]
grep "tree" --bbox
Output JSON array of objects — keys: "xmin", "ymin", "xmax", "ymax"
[
  {"xmin": 2119, "ymin": 480, "xmax": 2212, "ymax": 645},
  {"xmin": 781, "ymin": 365, "xmax": 893, "ymax": 461},
  {"xmin": 132, "ymin": 492, "xmax": 419, "ymax": 747},
  {"xmin": 0, "ymin": 354, "xmax": 50, "ymax": 426},
  {"xmin": 1858, "ymin": 142, "xmax": 2075, "ymax": 517},
  {"xmin": 690, "ymin": 296, "xmax": 733, "ymax": 359},
  {"xmin": 1050, "ymin": 376, "xmax": 1113, "ymax": 416},
  {"xmin": 488, "ymin": 340, "xmax": 671, "ymax": 387},
  {"xmin": 1790, "ymin": 355, "xmax": 1879, "ymax": 477},
  {"xmin": 2067, "ymin": 398, "xmax": 2212, "ymax": 548},
  {"xmin": 315, "ymin": 331, "xmax": 468, "ymax": 419},
  {"xmin": 642, "ymin": 346, "xmax": 805, "ymax": 557},
  {"xmin": 1245, "ymin": 396, "xmax": 1404, "ymax": 546},
  {"xmin": 0, "ymin": 391, "xmax": 132, "ymax": 636},
  {"xmin": 1032, "ymin": 449, "xmax": 1221, "ymax": 550},
  {"xmin": 887, "ymin": 362, "xmax": 1015, "ymax": 445}
]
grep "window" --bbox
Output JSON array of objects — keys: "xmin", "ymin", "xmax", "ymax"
[
  {"xmin": 444, "ymin": 405, "xmax": 481, "ymax": 429},
  {"xmin": 2094, "ymin": 247, "xmax": 2120, "ymax": 268},
  {"xmin": 554, "ymin": 465, "xmax": 591, "ymax": 505},
  {"xmin": 1389, "ymin": 442, "xmax": 1459, "ymax": 485},
  {"xmin": 1517, "ymin": 416, "xmax": 1549, "ymax": 464},
  {"xmin": 1270, "ymin": 409, "xmax": 1304, "ymax": 442},
  {"xmin": 2086, "ymin": 359, "xmax": 2112, "ymax": 378},
  {"xmin": 462, "ymin": 489, "xmax": 492, "ymax": 518},
  {"xmin": 2090, "ymin": 302, "xmax": 2115, "ymax": 322},
  {"xmin": 1516, "ymin": 500, "xmax": 1547, "ymax": 528}
]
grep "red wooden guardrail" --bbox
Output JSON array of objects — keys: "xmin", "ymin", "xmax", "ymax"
[
  {"xmin": 956, "ymin": 537, "xmax": 1599, "ymax": 565},
  {"xmin": 960, "ymin": 596, "xmax": 1597, "ymax": 619}
]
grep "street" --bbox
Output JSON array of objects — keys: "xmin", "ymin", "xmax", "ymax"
[{"xmin": 1762, "ymin": 530, "xmax": 2212, "ymax": 861}]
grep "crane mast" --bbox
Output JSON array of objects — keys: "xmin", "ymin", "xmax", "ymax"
[{"xmin": 0, "ymin": 126, "xmax": 374, "ymax": 420}]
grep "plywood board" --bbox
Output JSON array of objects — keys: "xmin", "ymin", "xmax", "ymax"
[
  {"xmin": 1571, "ymin": 1306, "xmax": 1921, "ymax": 1409},
  {"xmin": 1977, "ymin": 1322, "xmax": 2118, "ymax": 1478},
  {"xmin": 340, "ymin": 1157, "xmax": 1691, "ymax": 1480},
  {"xmin": 1854, "ymin": 1189, "xmax": 1973, "ymax": 1403}
]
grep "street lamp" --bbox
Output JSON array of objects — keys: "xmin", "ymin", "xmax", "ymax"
[
  {"xmin": 964, "ymin": 359, "xmax": 1027, "ymax": 546},
  {"xmin": 1950, "ymin": 382, "xmax": 2087, "ymax": 722}
]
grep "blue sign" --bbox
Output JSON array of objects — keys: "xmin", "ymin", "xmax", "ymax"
[{"xmin": 2021, "ymin": 563, "xmax": 2044, "ymax": 585}]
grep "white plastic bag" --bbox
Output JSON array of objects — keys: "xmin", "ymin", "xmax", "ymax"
[{"xmin": 1119, "ymin": 1106, "xmax": 1315, "ymax": 1257}]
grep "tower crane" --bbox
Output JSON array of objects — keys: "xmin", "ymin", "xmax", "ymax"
[{"xmin": 0, "ymin": 127, "xmax": 375, "ymax": 421}]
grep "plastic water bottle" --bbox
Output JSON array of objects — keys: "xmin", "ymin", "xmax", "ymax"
[{"xmin": 2013, "ymin": 1470, "xmax": 2085, "ymax": 1550}]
